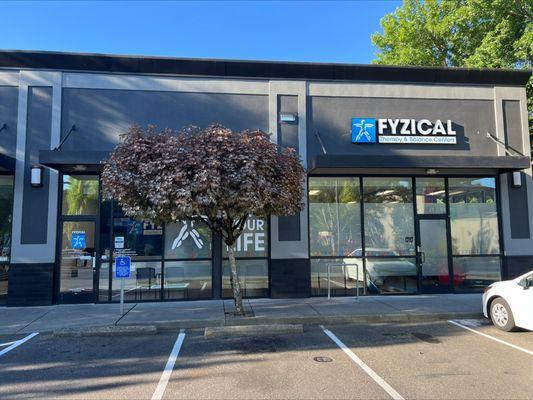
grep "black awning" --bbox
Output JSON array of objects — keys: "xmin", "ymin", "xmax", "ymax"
[
  {"xmin": 0, "ymin": 153, "xmax": 15, "ymax": 172},
  {"xmin": 39, "ymin": 150, "xmax": 110, "ymax": 173},
  {"xmin": 309, "ymin": 154, "xmax": 531, "ymax": 175}
]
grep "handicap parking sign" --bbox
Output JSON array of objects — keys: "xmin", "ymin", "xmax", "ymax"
[
  {"xmin": 71, "ymin": 231, "xmax": 86, "ymax": 250},
  {"xmin": 115, "ymin": 256, "xmax": 131, "ymax": 278}
]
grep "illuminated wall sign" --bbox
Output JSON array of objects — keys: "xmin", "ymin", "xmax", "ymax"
[{"xmin": 351, "ymin": 118, "xmax": 457, "ymax": 144}]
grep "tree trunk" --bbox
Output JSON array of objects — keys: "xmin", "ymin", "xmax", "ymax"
[{"xmin": 227, "ymin": 245, "xmax": 244, "ymax": 315}]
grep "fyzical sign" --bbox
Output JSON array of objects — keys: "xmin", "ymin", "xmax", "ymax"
[{"xmin": 352, "ymin": 118, "xmax": 457, "ymax": 144}]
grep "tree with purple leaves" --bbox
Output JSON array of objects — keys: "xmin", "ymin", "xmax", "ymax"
[{"xmin": 102, "ymin": 124, "xmax": 306, "ymax": 315}]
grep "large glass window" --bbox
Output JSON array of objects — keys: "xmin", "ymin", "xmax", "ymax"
[
  {"xmin": 164, "ymin": 220, "xmax": 213, "ymax": 299},
  {"xmin": 62, "ymin": 175, "xmax": 99, "ymax": 216},
  {"xmin": 453, "ymin": 257, "xmax": 501, "ymax": 292},
  {"xmin": 309, "ymin": 178, "xmax": 361, "ymax": 257},
  {"xmin": 222, "ymin": 215, "xmax": 269, "ymax": 298},
  {"xmin": 416, "ymin": 178, "xmax": 446, "ymax": 214},
  {"xmin": 363, "ymin": 177, "xmax": 415, "ymax": 256},
  {"xmin": 449, "ymin": 177, "xmax": 500, "ymax": 255},
  {"xmin": 366, "ymin": 257, "xmax": 418, "ymax": 294},
  {"xmin": 0, "ymin": 175, "xmax": 14, "ymax": 304},
  {"xmin": 311, "ymin": 258, "xmax": 363, "ymax": 296}
]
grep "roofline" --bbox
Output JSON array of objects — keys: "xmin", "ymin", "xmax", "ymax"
[{"xmin": 0, "ymin": 49, "xmax": 530, "ymax": 86}]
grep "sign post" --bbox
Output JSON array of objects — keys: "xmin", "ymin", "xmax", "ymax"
[{"xmin": 115, "ymin": 256, "xmax": 131, "ymax": 315}]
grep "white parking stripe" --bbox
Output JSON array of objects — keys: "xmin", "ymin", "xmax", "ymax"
[
  {"xmin": 321, "ymin": 326, "xmax": 404, "ymax": 400},
  {"xmin": 152, "ymin": 329, "xmax": 186, "ymax": 400},
  {"xmin": 0, "ymin": 332, "xmax": 39, "ymax": 357},
  {"xmin": 448, "ymin": 320, "xmax": 533, "ymax": 356},
  {"xmin": 0, "ymin": 340, "xmax": 18, "ymax": 347}
]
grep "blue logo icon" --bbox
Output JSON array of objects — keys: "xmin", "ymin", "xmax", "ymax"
[
  {"xmin": 351, "ymin": 118, "xmax": 376, "ymax": 143},
  {"xmin": 71, "ymin": 232, "xmax": 86, "ymax": 249},
  {"xmin": 115, "ymin": 256, "xmax": 131, "ymax": 278}
]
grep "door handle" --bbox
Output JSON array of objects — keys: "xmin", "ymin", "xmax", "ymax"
[{"xmin": 419, "ymin": 252, "xmax": 425, "ymax": 264}]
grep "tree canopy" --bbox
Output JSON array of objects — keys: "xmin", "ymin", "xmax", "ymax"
[
  {"xmin": 102, "ymin": 124, "xmax": 306, "ymax": 314},
  {"xmin": 372, "ymin": 0, "xmax": 532, "ymax": 153}
]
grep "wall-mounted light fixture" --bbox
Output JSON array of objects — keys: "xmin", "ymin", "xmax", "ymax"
[
  {"xmin": 512, "ymin": 171, "xmax": 522, "ymax": 188},
  {"xmin": 30, "ymin": 165, "xmax": 44, "ymax": 187},
  {"xmin": 279, "ymin": 113, "xmax": 298, "ymax": 124}
]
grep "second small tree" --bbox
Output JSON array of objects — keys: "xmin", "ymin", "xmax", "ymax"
[{"xmin": 102, "ymin": 124, "xmax": 305, "ymax": 315}]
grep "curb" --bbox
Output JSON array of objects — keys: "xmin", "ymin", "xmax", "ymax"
[
  {"xmin": 53, "ymin": 325, "xmax": 158, "ymax": 337},
  {"xmin": 27, "ymin": 312, "xmax": 484, "ymax": 336},
  {"xmin": 205, "ymin": 324, "xmax": 303, "ymax": 337},
  {"xmin": 126, "ymin": 312, "xmax": 484, "ymax": 331}
]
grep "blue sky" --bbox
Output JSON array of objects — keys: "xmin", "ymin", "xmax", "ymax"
[{"xmin": 0, "ymin": 1, "xmax": 401, "ymax": 64}]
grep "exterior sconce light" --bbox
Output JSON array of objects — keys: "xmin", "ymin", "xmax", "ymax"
[
  {"xmin": 279, "ymin": 113, "xmax": 298, "ymax": 124},
  {"xmin": 30, "ymin": 165, "xmax": 44, "ymax": 187},
  {"xmin": 512, "ymin": 171, "xmax": 522, "ymax": 188}
]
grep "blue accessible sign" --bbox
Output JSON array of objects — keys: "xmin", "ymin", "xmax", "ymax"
[
  {"xmin": 115, "ymin": 256, "xmax": 131, "ymax": 278},
  {"xmin": 71, "ymin": 231, "xmax": 86, "ymax": 250}
]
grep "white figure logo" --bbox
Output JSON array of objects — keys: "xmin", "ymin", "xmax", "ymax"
[
  {"xmin": 354, "ymin": 119, "xmax": 374, "ymax": 142},
  {"xmin": 172, "ymin": 221, "xmax": 204, "ymax": 249}
]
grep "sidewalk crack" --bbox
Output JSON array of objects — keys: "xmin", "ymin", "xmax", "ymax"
[{"xmin": 16, "ymin": 306, "xmax": 56, "ymax": 334}]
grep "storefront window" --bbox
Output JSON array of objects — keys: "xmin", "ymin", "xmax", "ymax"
[
  {"xmin": 113, "ymin": 217, "xmax": 163, "ymax": 260},
  {"xmin": 111, "ymin": 260, "xmax": 162, "ymax": 301},
  {"xmin": 366, "ymin": 257, "xmax": 418, "ymax": 294},
  {"xmin": 309, "ymin": 178, "xmax": 361, "ymax": 257},
  {"xmin": 62, "ymin": 175, "xmax": 99, "ymax": 216},
  {"xmin": 164, "ymin": 261, "xmax": 212, "ymax": 299},
  {"xmin": 164, "ymin": 220, "xmax": 213, "ymax": 300},
  {"xmin": 416, "ymin": 178, "xmax": 446, "ymax": 214},
  {"xmin": 453, "ymin": 256, "xmax": 501, "ymax": 292},
  {"xmin": 0, "ymin": 175, "xmax": 14, "ymax": 304},
  {"xmin": 449, "ymin": 177, "xmax": 500, "ymax": 255},
  {"xmin": 222, "ymin": 215, "xmax": 269, "ymax": 298},
  {"xmin": 311, "ymin": 258, "xmax": 363, "ymax": 296},
  {"xmin": 363, "ymin": 177, "xmax": 415, "ymax": 256},
  {"xmin": 165, "ymin": 221, "xmax": 212, "ymax": 259}
]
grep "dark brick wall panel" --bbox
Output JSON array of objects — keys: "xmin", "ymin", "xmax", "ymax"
[
  {"xmin": 7, "ymin": 263, "xmax": 54, "ymax": 306},
  {"xmin": 270, "ymin": 259, "xmax": 310, "ymax": 298}
]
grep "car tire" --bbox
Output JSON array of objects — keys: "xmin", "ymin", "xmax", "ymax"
[{"xmin": 490, "ymin": 297, "xmax": 516, "ymax": 332}]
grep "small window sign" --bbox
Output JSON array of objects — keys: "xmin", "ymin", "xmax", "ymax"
[
  {"xmin": 114, "ymin": 236, "xmax": 125, "ymax": 249},
  {"xmin": 71, "ymin": 231, "xmax": 86, "ymax": 249}
]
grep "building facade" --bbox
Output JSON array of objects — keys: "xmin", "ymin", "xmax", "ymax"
[{"xmin": 0, "ymin": 50, "xmax": 531, "ymax": 306}]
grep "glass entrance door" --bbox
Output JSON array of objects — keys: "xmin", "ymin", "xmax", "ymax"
[
  {"xmin": 59, "ymin": 221, "xmax": 97, "ymax": 303},
  {"xmin": 417, "ymin": 218, "xmax": 452, "ymax": 293}
]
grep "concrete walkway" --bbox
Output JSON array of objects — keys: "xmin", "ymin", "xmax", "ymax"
[{"xmin": 0, "ymin": 294, "xmax": 483, "ymax": 335}]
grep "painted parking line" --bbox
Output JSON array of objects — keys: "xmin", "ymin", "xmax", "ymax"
[
  {"xmin": 321, "ymin": 326, "xmax": 404, "ymax": 400},
  {"xmin": 448, "ymin": 320, "xmax": 533, "ymax": 356},
  {"xmin": 0, "ymin": 332, "xmax": 39, "ymax": 358},
  {"xmin": 152, "ymin": 329, "xmax": 186, "ymax": 400}
]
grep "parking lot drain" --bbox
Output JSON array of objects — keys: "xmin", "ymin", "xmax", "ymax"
[{"xmin": 313, "ymin": 356, "xmax": 333, "ymax": 363}]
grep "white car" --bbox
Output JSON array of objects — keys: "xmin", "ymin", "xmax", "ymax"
[{"xmin": 483, "ymin": 270, "xmax": 533, "ymax": 331}]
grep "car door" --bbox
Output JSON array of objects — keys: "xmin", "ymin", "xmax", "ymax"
[{"xmin": 508, "ymin": 273, "xmax": 533, "ymax": 330}]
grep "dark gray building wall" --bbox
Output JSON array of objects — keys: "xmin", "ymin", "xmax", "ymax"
[
  {"xmin": 308, "ymin": 97, "xmax": 498, "ymax": 163},
  {"xmin": 61, "ymin": 89, "xmax": 269, "ymax": 151},
  {"xmin": 0, "ymin": 86, "xmax": 19, "ymax": 159},
  {"xmin": 277, "ymin": 95, "xmax": 301, "ymax": 242},
  {"xmin": 21, "ymin": 87, "xmax": 52, "ymax": 244},
  {"xmin": 502, "ymin": 100, "xmax": 523, "ymax": 154}
]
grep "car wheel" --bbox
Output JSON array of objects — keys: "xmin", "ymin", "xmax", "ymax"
[{"xmin": 490, "ymin": 297, "xmax": 516, "ymax": 332}]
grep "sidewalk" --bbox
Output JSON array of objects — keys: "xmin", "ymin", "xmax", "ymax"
[{"xmin": 0, "ymin": 294, "xmax": 483, "ymax": 335}]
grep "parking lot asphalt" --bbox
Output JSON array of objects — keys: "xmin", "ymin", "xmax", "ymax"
[{"xmin": 0, "ymin": 320, "xmax": 531, "ymax": 400}]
